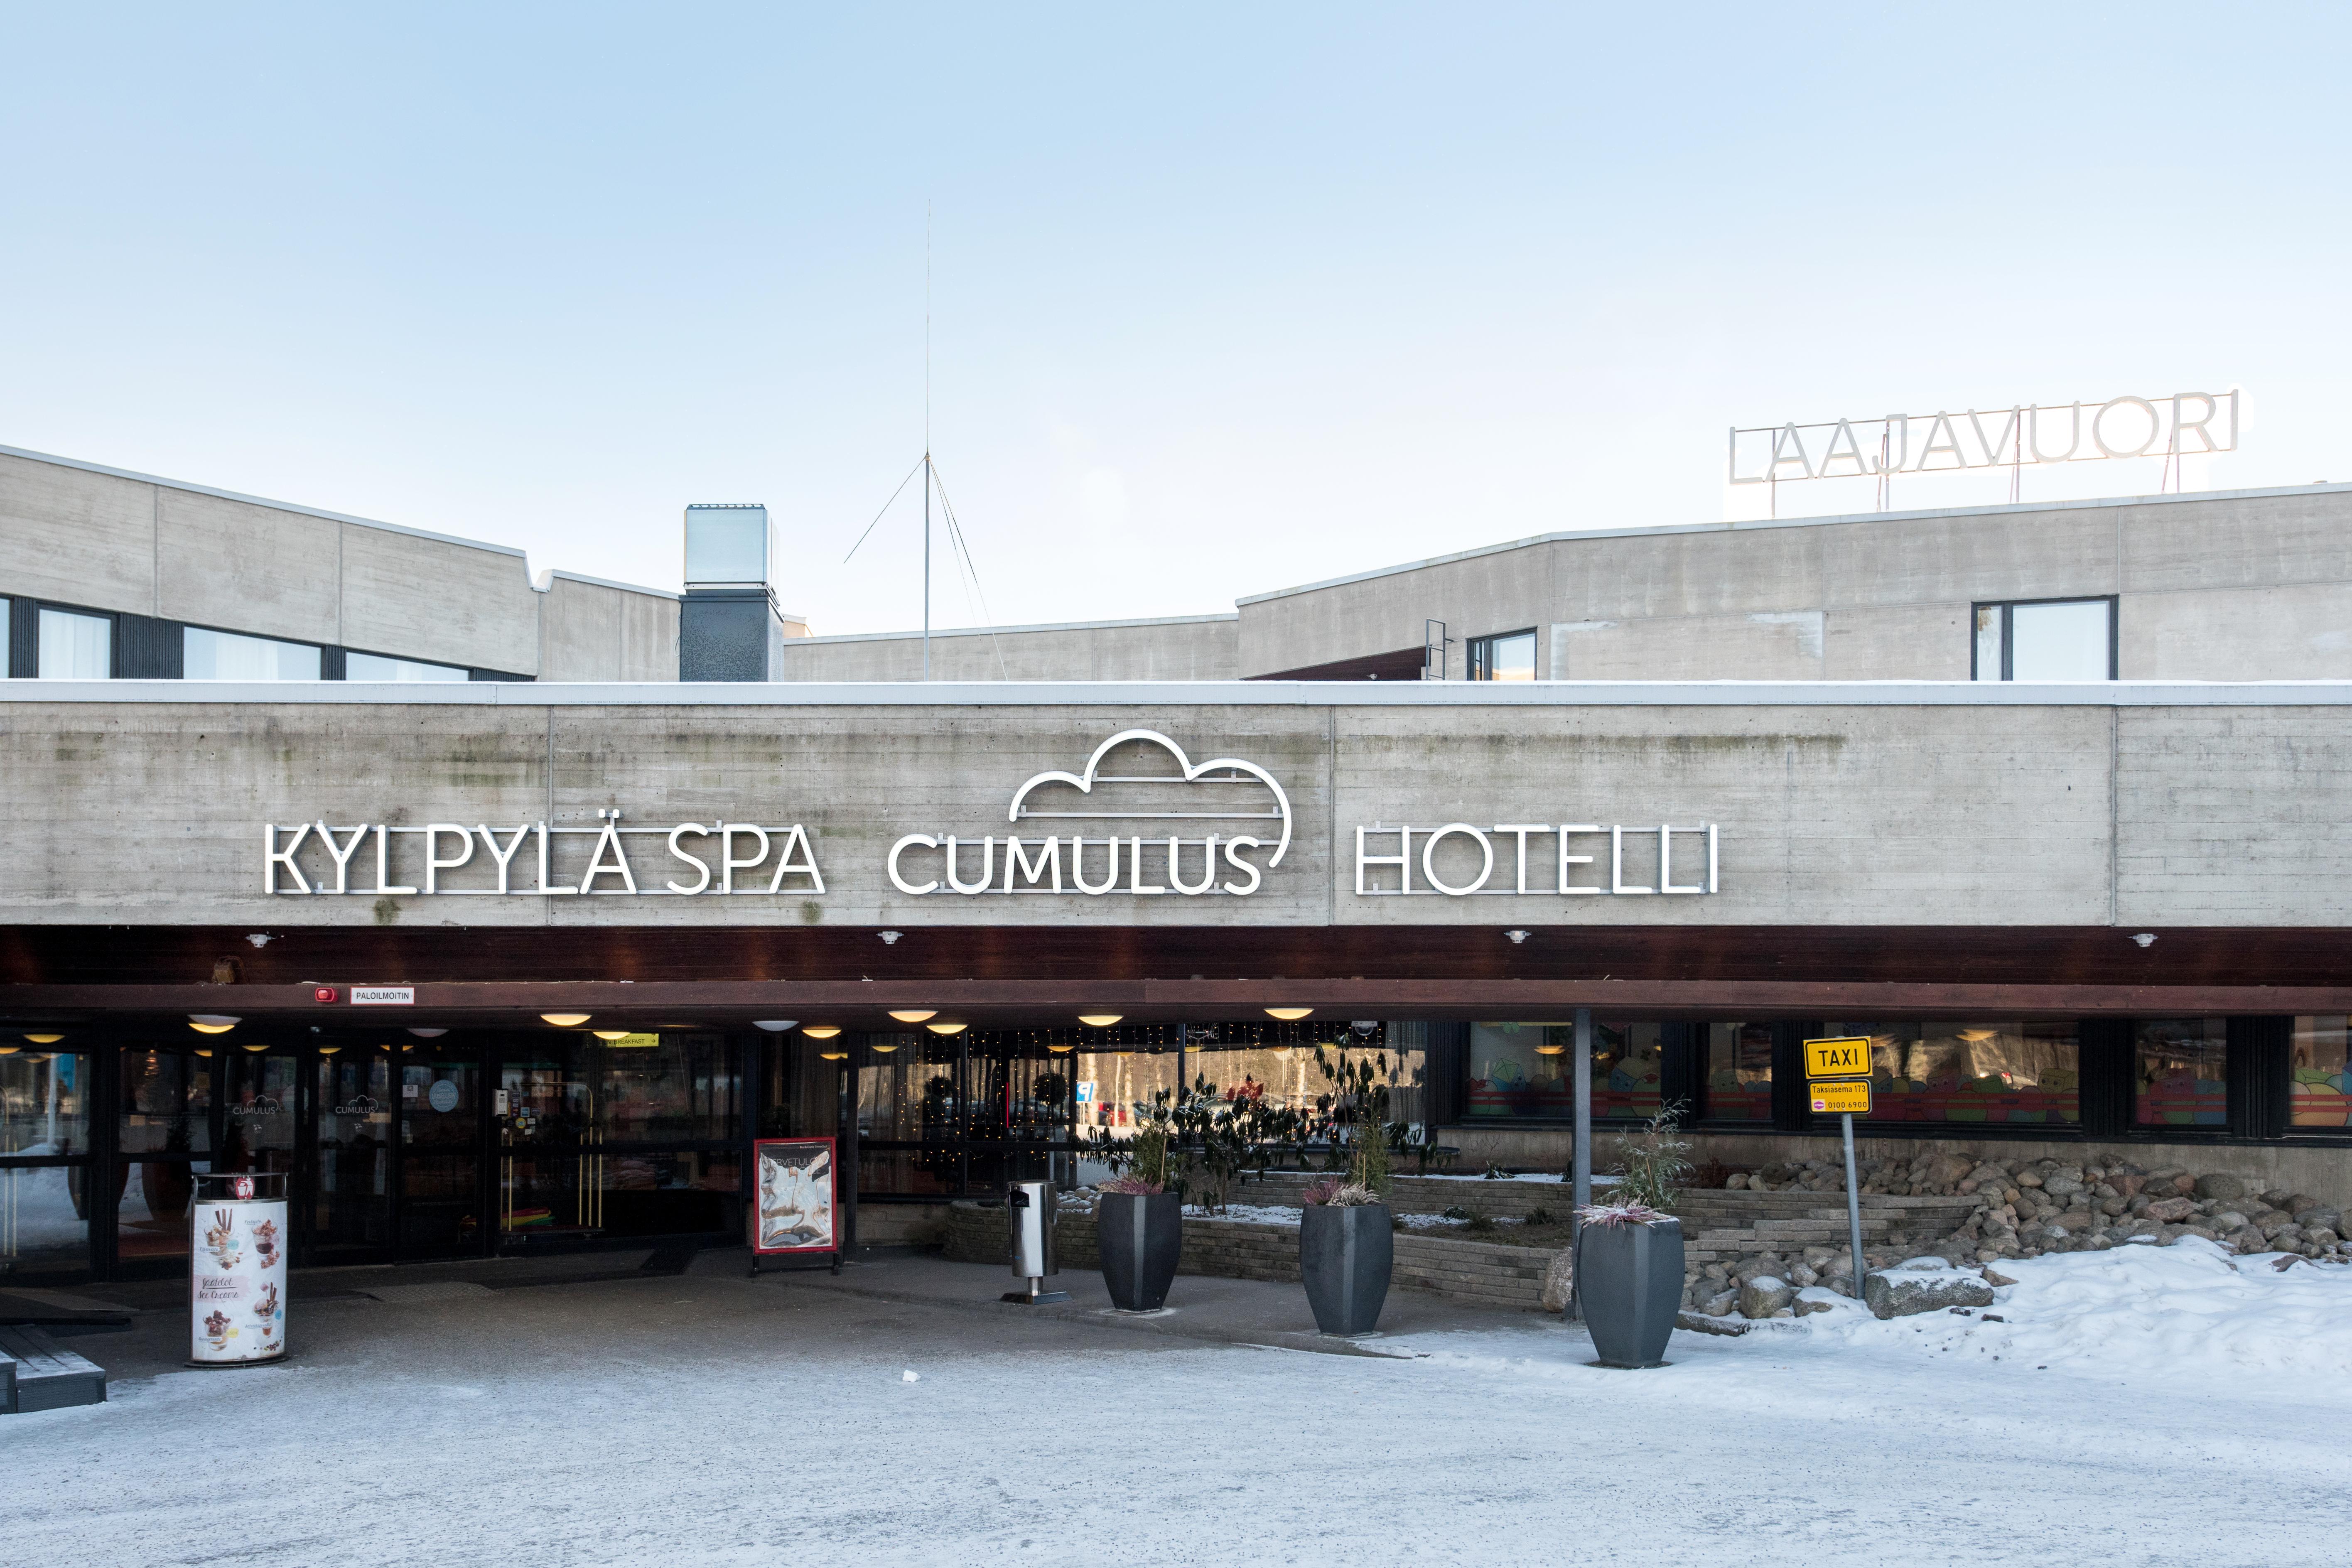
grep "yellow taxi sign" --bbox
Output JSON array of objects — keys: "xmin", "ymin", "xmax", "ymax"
[
  {"xmin": 1809, "ymin": 1079, "xmax": 1872, "ymax": 1115},
  {"xmin": 1804, "ymin": 1036, "xmax": 1873, "ymax": 1079}
]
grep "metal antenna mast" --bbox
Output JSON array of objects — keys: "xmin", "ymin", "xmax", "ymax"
[{"xmin": 923, "ymin": 206, "xmax": 932, "ymax": 681}]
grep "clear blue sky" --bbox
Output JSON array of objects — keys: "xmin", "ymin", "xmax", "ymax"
[{"xmin": 4, "ymin": 5, "xmax": 2345, "ymax": 634}]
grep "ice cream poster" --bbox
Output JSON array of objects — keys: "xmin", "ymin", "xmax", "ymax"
[{"xmin": 751, "ymin": 1139, "xmax": 836, "ymax": 1254}]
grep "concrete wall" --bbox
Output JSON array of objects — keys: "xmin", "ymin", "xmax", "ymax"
[
  {"xmin": 1234, "ymin": 484, "xmax": 2352, "ymax": 681},
  {"xmin": 0, "ymin": 447, "xmax": 677, "ymax": 680},
  {"xmin": 2, "ymin": 682, "xmax": 2347, "ymax": 932},
  {"xmin": 771, "ymin": 614, "xmax": 1239, "ymax": 682}
]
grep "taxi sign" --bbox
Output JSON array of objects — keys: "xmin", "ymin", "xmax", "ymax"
[
  {"xmin": 1804, "ymin": 1036, "xmax": 1873, "ymax": 1079},
  {"xmin": 1809, "ymin": 1080, "xmax": 1872, "ymax": 1115}
]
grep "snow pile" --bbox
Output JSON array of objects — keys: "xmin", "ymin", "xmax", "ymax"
[{"xmin": 1778, "ymin": 1239, "xmax": 2352, "ymax": 1381}]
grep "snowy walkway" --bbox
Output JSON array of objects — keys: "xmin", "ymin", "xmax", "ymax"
[{"xmin": 3, "ymin": 1242, "xmax": 2348, "ymax": 1567}]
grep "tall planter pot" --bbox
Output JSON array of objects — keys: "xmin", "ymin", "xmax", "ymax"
[
  {"xmin": 1097, "ymin": 1192, "xmax": 1182, "ymax": 1311},
  {"xmin": 1573, "ymin": 1217, "xmax": 1683, "ymax": 1368},
  {"xmin": 1300, "ymin": 1202, "xmax": 1392, "ymax": 1336}
]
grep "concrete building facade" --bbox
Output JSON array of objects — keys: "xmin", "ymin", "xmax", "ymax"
[{"xmin": 3, "ymin": 441, "xmax": 2350, "ymax": 1283}]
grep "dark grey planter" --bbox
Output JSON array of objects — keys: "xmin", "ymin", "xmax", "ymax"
[
  {"xmin": 1097, "ymin": 1192, "xmax": 1181, "ymax": 1311},
  {"xmin": 1300, "ymin": 1202, "xmax": 1392, "ymax": 1335},
  {"xmin": 1574, "ymin": 1217, "xmax": 1683, "ymax": 1368}
]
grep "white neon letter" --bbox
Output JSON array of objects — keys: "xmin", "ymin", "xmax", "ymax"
[
  {"xmin": 665, "ymin": 824, "xmax": 713, "ymax": 895},
  {"xmin": 1558, "ymin": 824, "xmax": 1601, "ymax": 895},
  {"xmin": 887, "ymin": 833, "xmax": 940, "ymax": 896},
  {"xmin": 1420, "ymin": 824, "xmax": 1494, "ymax": 898},
  {"xmin": 1002, "ymin": 836, "xmax": 1062, "ymax": 893},
  {"xmin": 1221, "ymin": 837, "xmax": 1264, "ymax": 896},
  {"xmin": 945, "ymin": 836, "xmax": 995, "ymax": 896},
  {"xmin": 1071, "ymin": 837, "xmax": 1119, "ymax": 896},
  {"xmin": 264, "ymin": 823, "xmax": 312, "ymax": 895},
  {"xmin": 765, "ymin": 824, "xmax": 825, "ymax": 894},
  {"xmin": 423, "ymin": 824, "xmax": 474, "ymax": 894},
  {"xmin": 1168, "ymin": 836, "xmax": 1218, "ymax": 896}
]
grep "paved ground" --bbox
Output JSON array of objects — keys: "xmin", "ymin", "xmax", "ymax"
[{"xmin": 4, "ymin": 1247, "xmax": 2347, "ymax": 1567}]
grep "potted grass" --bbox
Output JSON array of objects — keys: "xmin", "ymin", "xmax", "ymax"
[
  {"xmin": 1296, "ymin": 1042, "xmax": 1399, "ymax": 1336},
  {"xmin": 1085, "ymin": 1102, "xmax": 1183, "ymax": 1312},
  {"xmin": 1570, "ymin": 1106, "xmax": 1690, "ymax": 1368}
]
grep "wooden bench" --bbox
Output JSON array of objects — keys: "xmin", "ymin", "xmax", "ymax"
[{"xmin": 0, "ymin": 1325, "xmax": 108, "ymax": 1413}]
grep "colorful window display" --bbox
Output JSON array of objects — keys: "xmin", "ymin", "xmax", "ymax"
[
  {"xmin": 1465, "ymin": 1022, "xmax": 1662, "ymax": 1119},
  {"xmin": 2288, "ymin": 1017, "xmax": 2352, "ymax": 1128},
  {"xmin": 2133, "ymin": 1018, "xmax": 2227, "ymax": 1127},
  {"xmin": 1704, "ymin": 1023, "xmax": 1774, "ymax": 1121},
  {"xmin": 1825, "ymin": 1021, "xmax": 2081, "ymax": 1124}
]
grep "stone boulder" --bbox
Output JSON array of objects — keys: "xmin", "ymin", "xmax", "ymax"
[
  {"xmin": 1540, "ymin": 1249, "xmax": 1575, "ymax": 1313},
  {"xmin": 1738, "ymin": 1276, "xmax": 1796, "ymax": 1319},
  {"xmin": 2194, "ymin": 1173, "xmax": 2246, "ymax": 1201},
  {"xmin": 2143, "ymin": 1197, "xmax": 2196, "ymax": 1223},
  {"xmin": 1863, "ymin": 1269, "xmax": 1996, "ymax": 1320}
]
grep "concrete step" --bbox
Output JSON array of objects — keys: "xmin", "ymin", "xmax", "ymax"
[{"xmin": 0, "ymin": 1325, "xmax": 107, "ymax": 1414}]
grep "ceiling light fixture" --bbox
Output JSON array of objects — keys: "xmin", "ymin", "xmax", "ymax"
[
  {"xmin": 592, "ymin": 1030, "xmax": 631, "ymax": 1041},
  {"xmin": 24, "ymin": 1032, "xmax": 63, "ymax": 1045},
  {"xmin": 1504, "ymin": 930, "xmax": 1530, "ymax": 945},
  {"xmin": 319, "ymin": 1045, "xmax": 341, "ymax": 1055},
  {"xmin": 540, "ymin": 1013, "xmax": 591, "ymax": 1027},
  {"xmin": 1047, "ymin": 1042, "xmax": 1075, "ymax": 1054},
  {"xmin": 888, "ymin": 1010, "xmax": 937, "ymax": 1023},
  {"xmin": 243, "ymin": 1043, "xmax": 269, "ymax": 1053},
  {"xmin": 188, "ymin": 1014, "xmax": 241, "ymax": 1035},
  {"xmin": 1077, "ymin": 1013, "xmax": 1122, "ymax": 1028},
  {"xmin": 925, "ymin": 1022, "xmax": 968, "ymax": 1036},
  {"xmin": 878, "ymin": 931, "xmax": 903, "ymax": 945},
  {"xmin": 752, "ymin": 1020, "xmax": 799, "ymax": 1033},
  {"xmin": 1264, "ymin": 1008, "xmax": 1313, "ymax": 1022},
  {"xmin": 2131, "ymin": 932, "xmax": 2158, "ymax": 948},
  {"xmin": 801, "ymin": 1026, "xmax": 842, "ymax": 1040},
  {"xmin": 869, "ymin": 1041, "xmax": 900, "ymax": 1053},
  {"xmin": 407, "ymin": 1028, "xmax": 447, "ymax": 1038},
  {"xmin": 818, "ymin": 1050, "xmax": 848, "ymax": 1061}
]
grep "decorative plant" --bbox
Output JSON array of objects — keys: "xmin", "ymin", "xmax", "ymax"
[
  {"xmin": 1606, "ymin": 1104, "xmax": 1693, "ymax": 1213},
  {"xmin": 1033, "ymin": 1072, "xmax": 1068, "ymax": 1108},
  {"xmin": 1301, "ymin": 1178, "xmax": 1379, "ymax": 1207},
  {"xmin": 1574, "ymin": 1201, "xmax": 1668, "ymax": 1227},
  {"xmin": 1097, "ymin": 1174, "xmax": 1163, "ymax": 1196},
  {"xmin": 1311, "ymin": 1042, "xmax": 1404, "ymax": 1197},
  {"xmin": 1080, "ymin": 1078, "xmax": 1299, "ymax": 1214}
]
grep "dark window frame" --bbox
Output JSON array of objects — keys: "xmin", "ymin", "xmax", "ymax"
[
  {"xmin": 1466, "ymin": 627, "xmax": 1539, "ymax": 682},
  {"xmin": 1970, "ymin": 594, "xmax": 2119, "ymax": 682}
]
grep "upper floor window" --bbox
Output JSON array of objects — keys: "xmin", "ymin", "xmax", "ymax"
[
  {"xmin": 1972, "ymin": 596, "xmax": 2114, "ymax": 681},
  {"xmin": 346, "ymin": 651, "xmax": 467, "ymax": 682},
  {"xmin": 1467, "ymin": 628, "xmax": 1537, "ymax": 682},
  {"xmin": 184, "ymin": 627, "xmax": 322, "ymax": 681},
  {"xmin": 38, "ymin": 607, "xmax": 111, "ymax": 678}
]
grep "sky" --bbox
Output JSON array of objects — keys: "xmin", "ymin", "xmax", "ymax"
[{"xmin": 3, "ymin": 4, "xmax": 2348, "ymax": 635}]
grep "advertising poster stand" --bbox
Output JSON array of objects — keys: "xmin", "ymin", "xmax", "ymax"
[
  {"xmin": 189, "ymin": 1171, "xmax": 290, "ymax": 1368},
  {"xmin": 749, "ymin": 1137, "xmax": 842, "ymax": 1276}
]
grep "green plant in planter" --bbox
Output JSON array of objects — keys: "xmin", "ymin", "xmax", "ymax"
[
  {"xmin": 1080, "ymin": 1080, "xmax": 1299, "ymax": 1214},
  {"xmin": 1608, "ymin": 1102, "xmax": 1694, "ymax": 1213},
  {"xmin": 1311, "ymin": 1043, "xmax": 1407, "ymax": 1197}
]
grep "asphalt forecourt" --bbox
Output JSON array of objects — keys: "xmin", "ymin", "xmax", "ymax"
[{"xmin": 5, "ymin": 1245, "xmax": 2349, "ymax": 1568}]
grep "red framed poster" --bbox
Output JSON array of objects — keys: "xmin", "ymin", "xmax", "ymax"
[{"xmin": 750, "ymin": 1137, "xmax": 839, "ymax": 1268}]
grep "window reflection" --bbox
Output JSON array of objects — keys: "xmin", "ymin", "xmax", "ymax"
[
  {"xmin": 1466, "ymin": 1022, "xmax": 1659, "ymax": 1119},
  {"xmin": 1824, "ymin": 1021, "xmax": 2081, "ymax": 1125},
  {"xmin": 1, "ymin": 1050, "xmax": 87, "ymax": 1155},
  {"xmin": 2134, "ymin": 1018, "xmax": 2227, "ymax": 1127},
  {"xmin": 1705, "ymin": 1023, "xmax": 1774, "ymax": 1121},
  {"xmin": 119, "ymin": 1046, "xmax": 212, "ymax": 1153},
  {"xmin": 2289, "ymin": 1017, "xmax": 2352, "ymax": 1129}
]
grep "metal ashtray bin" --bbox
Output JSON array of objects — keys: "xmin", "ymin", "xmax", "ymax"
[
  {"xmin": 190, "ymin": 1171, "xmax": 290, "ymax": 1367},
  {"xmin": 1001, "ymin": 1180, "xmax": 1068, "ymax": 1305}
]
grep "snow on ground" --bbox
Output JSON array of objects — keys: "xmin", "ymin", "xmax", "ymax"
[{"xmin": 4, "ymin": 1243, "xmax": 2349, "ymax": 1568}]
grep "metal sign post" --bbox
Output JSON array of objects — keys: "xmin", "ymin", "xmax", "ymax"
[{"xmin": 1804, "ymin": 1037, "xmax": 1874, "ymax": 1301}]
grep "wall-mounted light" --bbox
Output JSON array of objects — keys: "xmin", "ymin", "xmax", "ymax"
[
  {"xmin": 878, "ymin": 931, "xmax": 903, "ymax": 945},
  {"xmin": 541, "ymin": 1013, "xmax": 590, "ymax": 1027},
  {"xmin": 752, "ymin": 1020, "xmax": 799, "ymax": 1033},
  {"xmin": 1504, "ymin": 930, "xmax": 1530, "ymax": 945},
  {"xmin": 1078, "ymin": 1014, "xmax": 1122, "ymax": 1028},
  {"xmin": 24, "ymin": 1032, "xmax": 63, "ymax": 1045},
  {"xmin": 802, "ymin": 1026, "xmax": 842, "ymax": 1040},
  {"xmin": 188, "ymin": 1015, "xmax": 241, "ymax": 1035},
  {"xmin": 2131, "ymin": 932, "xmax": 2157, "ymax": 948},
  {"xmin": 408, "ymin": 1028, "xmax": 447, "ymax": 1039},
  {"xmin": 926, "ymin": 1022, "xmax": 968, "ymax": 1036},
  {"xmin": 1264, "ymin": 1008, "xmax": 1313, "ymax": 1022},
  {"xmin": 888, "ymin": 1010, "xmax": 937, "ymax": 1023}
]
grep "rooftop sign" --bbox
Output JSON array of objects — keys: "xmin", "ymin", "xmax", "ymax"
[{"xmin": 1728, "ymin": 391, "xmax": 2238, "ymax": 486}]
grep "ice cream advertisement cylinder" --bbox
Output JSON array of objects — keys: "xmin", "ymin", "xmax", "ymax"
[{"xmin": 189, "ymin": 1172, "xmax": 289, "ymax": 1367}]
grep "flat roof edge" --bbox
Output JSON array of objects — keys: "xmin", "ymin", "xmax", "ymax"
[
  {"xmin": 534, "ymin": 568, "xmax": 681, "ymax": 601},
  {"xmin": 0, "ymin": 442, "xmax": 529, "ymax": 560},
  {"xmin": 9, "ymin": 679, "xmax": 2352, "ymax": 708},
  {"xmin": 778, "ymin": 611, "xmax": 1241, "ymax": 647},
  {"xmin": 1235, "ymin": 481, "xmax": 2352, "ymax": 606}
]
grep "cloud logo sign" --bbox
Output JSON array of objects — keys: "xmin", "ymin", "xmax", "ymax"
[{"xmin": 886, "ymin": 729, "xmax": 1292, "ymax": 898}]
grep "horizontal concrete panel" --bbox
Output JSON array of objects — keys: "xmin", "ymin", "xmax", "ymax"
[
  {"xmin": 540, "ymin": 575, "xmax": 679, "ymax": 682},
  {"xmin": 2121, "ymin": 488, "xmax": 2352, "ymax": 594},
  {"xmin": 1823, "ymin": 603, "xmax": 1972, "ymax": 680},
  {"xmin": 1550, "ymin": 611, "xmax": 1826, "ymax": 681},
  {"xmin": 339, "ymin": 525, "xmax": 539, "ymax": 674},
  {"xmin": 1817, "ymin": 506, "xmax": 2118, "ymax": 608},
  {"xmin": 1548, "ymin": 528, "xmax": 1827, "ymax": 623},
  {"xmin": 0, "ymin": 453, "xmax": 155, "ymax": 614},
  {"xmin": 2120, "ymin": 583, "xmax": 2352, "ymax": 680},
  {"xmin": 778, "ymin": 618, "xmax": 1238, "ymax": 682},
  {"xmin": 156, "ymin": 487, "xmax": 343, "ymax": 645}
]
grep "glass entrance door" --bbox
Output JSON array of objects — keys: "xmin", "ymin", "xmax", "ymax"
[
  {"xmin": 398, "ymin": 1055, "xmax": 484, "ymax": 1258},
  {"xmin": 310, "ymin": 1045, "xmax": 393, "ymax": 1264}
]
